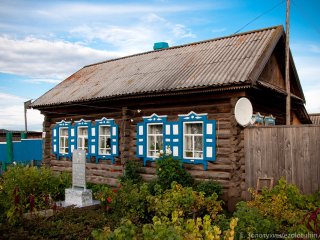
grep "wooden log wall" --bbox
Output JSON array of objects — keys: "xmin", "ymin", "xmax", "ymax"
[
  {"xmin": 41, "ymin": 91, "xmax": 247, "ymax": 206},
  {"xmin": 244, "ymin": 125, "xmax": 320, "ymax": 196}
]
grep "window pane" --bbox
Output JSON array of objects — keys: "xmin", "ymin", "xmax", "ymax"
[
  {"xmin": 149, "ymin": 124, "xmax": 162, "ymax": 134},
  {"xmin": 100, "ymin": 126, "xmax": 110, "ymax": 135},
  {"xmin": 148, "ymin": 136, "xmax": 154, "ymax": 151},
  {"xmin": 185, "ymin": 151, "xmax": 193, "ymax": 157},
  {"xmin": 79, "ymin": 127, "xmax": 88, "ymax": 136},
  {"xmin": 194, "ymin": 136, "xmax": 203, "ymax": 151},
  {"xmin": 184, "ymin": 136, "xmax": 193, "ymax": 151},
  {"xmin": 156, "ymin": 136, "xmax": 163, "ymax": 150},
  {"xmin": 193, "ymin": 123, "xmax": 202, "ymax": 134},
  {"xmin": 84, "ymin": 138, "xmax": 88, "ymax": 148},
  {"xmin": 194, "ymin": 152, "xmax": 202, "ymax": 158},
  {"xmin": 61, "ymin": 128, "xmax": 68, "ymax": 136},
  {"xmin": 65, "ymin": 138, "xmax": 68, "ymax": 147},
  {"xmin": 78, "ymin": 138, "xmax": 83, "ymax": 148},
  {"xmin": 106, "ymin": 137, "xmax": 111, "ymax": 148},
  {"xmin": 100, "ymin": 136, "xmax": 106, "ymax": 148},
  {"xmin": 60, "ymin": 137, "xmax": 64, "ymax": 146},
  {"xmin": 65, "ymin": 147, "xmax": 69, "ymax": 153},
  {"xmin": 148, "ymin": 150, "xmax": 157, "ymax": 157}
]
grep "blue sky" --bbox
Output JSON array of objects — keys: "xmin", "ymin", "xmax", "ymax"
[{"xmin": 0, "ymin": 0, "xmax": 319, "ymax": 130}]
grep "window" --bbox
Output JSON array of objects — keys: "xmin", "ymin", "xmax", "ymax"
[
  {"xmin": 59, "ymin": 128, "xmax": 69, "ymax": 154},
  {"xmin": 77, "ymin": 127, "xmax": 88, "ymax": 153},
  {"xmin": 147, "ymin": 124, "xmax": 163, "ymax": 157},
  {"xmin": 183, "ymin": 122, "xmax": 203, "ymax": 159},
  {"xmin": 99, "ymin": 125, "xmax": 111, "ymax": 155}
]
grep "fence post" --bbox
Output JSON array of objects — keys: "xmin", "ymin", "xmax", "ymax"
[
  {"xmin": 6, "ymin": 132, "xmax": 13, "ymax": 169},
  {"xmin": 21, "ymin": 132, "xmax": 27, "ymax": 140}
]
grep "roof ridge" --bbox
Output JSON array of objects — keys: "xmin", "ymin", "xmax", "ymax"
[{"xmin": 83, "ymin": 25, "xmax": 283, "ymax": 69}]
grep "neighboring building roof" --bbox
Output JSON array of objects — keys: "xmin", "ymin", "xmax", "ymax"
[
  {"xmin": 309, "ymin": 114, "xmax": 320, "ymax": 124},
  {"xmin": 32, "ymin": 25, "xmax": 290, "ymax": 108},
  {"xmin": 0, "ymin": 129, "xmax": 41, "ymax": 134}
]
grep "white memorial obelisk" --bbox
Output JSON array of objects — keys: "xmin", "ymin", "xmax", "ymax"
[{"xmin": 65, "ymin": 149, "xmax": 93, "ymax": 207}]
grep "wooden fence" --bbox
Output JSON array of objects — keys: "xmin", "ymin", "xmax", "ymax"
[{"xmin": 244, "ymin": 125, "xmax": 320, "ymax": 196}]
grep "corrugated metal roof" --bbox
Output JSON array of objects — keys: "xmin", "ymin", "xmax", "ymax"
[
  {"xmin": 310, "ymin": 114, "xmax": 320, "ymax": 124},
  {"xmin": 32, "ymin": 25, "xmax": 283, "ymax": 107}
]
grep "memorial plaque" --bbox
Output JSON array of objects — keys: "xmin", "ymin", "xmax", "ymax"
[{"xmin": 72, "ymin": 149, "xmax": 86, "ymax": 189}]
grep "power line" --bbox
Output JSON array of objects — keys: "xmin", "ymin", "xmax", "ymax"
[{"xmin": 234, "ymin": 0, "xmax": 286, "ymax": 34}]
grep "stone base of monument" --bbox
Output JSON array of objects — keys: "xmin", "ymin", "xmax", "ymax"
[{"xmin": 63, "ymin": 188, "xmax": 97, "ymax": 207}]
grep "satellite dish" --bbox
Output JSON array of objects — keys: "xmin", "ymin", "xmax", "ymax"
[{"xmin": 235, "ymin": 97, "xmax": 253, "ymax": 127}]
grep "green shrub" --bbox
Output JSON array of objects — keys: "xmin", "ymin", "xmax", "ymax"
[
  {"xmin": 94, "ymin": 182, "xmax": 151, "ymax": 227},
  {"xmin": 0, "ymin": 206, "xmax": 108, "ymax": 239},
  {"xmin": 0, "ymin": 165, "xmax": 71, "ymax": 225},
  {"xmin": 93, "ymin": 213, "xmax": 239, "ymax": 240},
  {"xmin": 92, "ymin": 219, "xmax": 138, "ymax": 240},
  {"xmin": 119, "ymin": 160, "xmax": 143, "ymax": 184},
  {"xmin": 234, "ymin": 178, "xmax": 319, "ymax": 237},
  {"xmin": 194, "ymin": 180, "xmax": 223, "ymax": 198},
  {"xmin": 155, "ymin": 155, "xmax": 194, "ymax": 190},
  {"xmin": 147, "ymin": 182, "xmax": 222, "ymax": 220},
  {"xmin": 234, "ymin": 201, "xmax": 277, "ymax": 239}
]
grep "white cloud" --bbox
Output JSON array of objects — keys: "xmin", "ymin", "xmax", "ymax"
[
  {"xmin": 70, "ymin": 13, "xmax": 196, "ymax": 53},
  {"xmin": 30, "ymin": 2, "xmax": 220, "ymax": 20},
  {"xmin": 291, "ymin": 43, "xmax": 320, "ymax": 113},
  {"xmin": 304, "ymin": 86, "xmax": 320, "ymax": 113},
  {"xmin": 0, "ymin": 92, "xmax": 43, "ymax": 131},
  {"xmin": 172, "ymin": 24, "xmax": 196, "ymax": 39},
  {"xmin": 295, "ymin": 56, "xmax": 320, "ymax": 85},
  {"xmin": 0, "ymin": 35, "xmax": 123, "ymax": 79}
]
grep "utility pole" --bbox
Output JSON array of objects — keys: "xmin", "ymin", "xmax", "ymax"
[
  {"xmin": 285, "ymin": 0, "xmax": 291, "ymax": 125},
  {"xmin": 24, "ymin": 100, "xmax": 32, "ymax": 133}
]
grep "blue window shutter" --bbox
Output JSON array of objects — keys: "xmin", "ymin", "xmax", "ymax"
[
  {"xmin": 90, "ymin": 125, "xmax": 97, "ymax": 156},
  {"xmin": 69, "ymin": 125, "xmax": 76, "ymax": 156},
  {"xmin": 163, "ymin": 123, "xmax": 172, "ymax": 151},
  {"xmin": 170, "ymin": 122, "xmax": 182, "ymax": 158},
  {"xmin": 111, "ymin": 124, "xmax": 119, "ymax": 156},
  {"xmin": 136, "ymin": 122, "xmax": 146, "ymax": 158},
  {"xmin": 204, "ymin": 120, "xmax": 216, "ymax": 161},
  {"xmin": 52, "ymin": 126, "xmax": 58, "ymax": 154}
]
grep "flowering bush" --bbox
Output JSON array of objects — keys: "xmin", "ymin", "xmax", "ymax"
[
  {"xmin": 147, "ymin": 182, "xmax": 222, "ymax": 220},
  {"xmin": 0, "ymin": 165, "xmax": 71, "ymax": 225},
  {"xmin": 93, "ymin": 184, "xmax": 116, "ymax": 212}
]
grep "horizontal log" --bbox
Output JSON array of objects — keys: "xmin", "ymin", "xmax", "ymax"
[
  {"xmin": 139, "ymin": 167, "xmax": 156, "ymax": 174},
  {"xmin": 86, "ymin": 176, "xmax": 119, "ymax": 186},
  {"xmin": 51, "ymin": 160, "xmax": 72, "ymax": 167},
  {"xmin": 51, "ymin": 166, "xmax": 72, "ymax": 172},
  {"xmin": 140, "ymin": 173, "xmax": 156, "ymax": 181},
  {"xmin": 194, "ymin": 178, "xmax": 231, "ymax": 188},
  {"xmin": 184, "ymin": 162, "xmax": 234, "ymax": 171},
  {"xmin": 189, "ymin": 170, "xmax": 231, "ymax": 180},
  {"xmin": 86, "ymin": 163, "xmax": 123, "ymax": 171},
  {"xmin": 87, "ymin": 169, "xmax": 122, "ymax": 178}
]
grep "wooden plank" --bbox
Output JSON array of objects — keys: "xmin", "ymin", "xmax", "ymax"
[{"xmin": 244, "ymin": 126, "xmax": 320, "ymax": 195}]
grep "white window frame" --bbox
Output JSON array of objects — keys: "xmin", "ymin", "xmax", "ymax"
[
  {"xmin": 183, "ymin": 121, "xmax": 203, "ymax": 159},
  {"xmin": 77, "ymin": 126, "xmax": 88, "ymax": 152},
  {"xmin": 147, "ymin": 123, "xmax": 163, "ymax": 158},
  {"xmin": 59, "ymin": 127, "xmax": 69, "ymax": 154},
  {"xmin": 99, "ymin": 125, "xmax": 111, "ymax": 155}
]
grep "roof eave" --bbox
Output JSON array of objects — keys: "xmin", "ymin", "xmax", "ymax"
[{"xmin": 32, "ymin": 83, "xmax": 252, "ymax": 110}]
